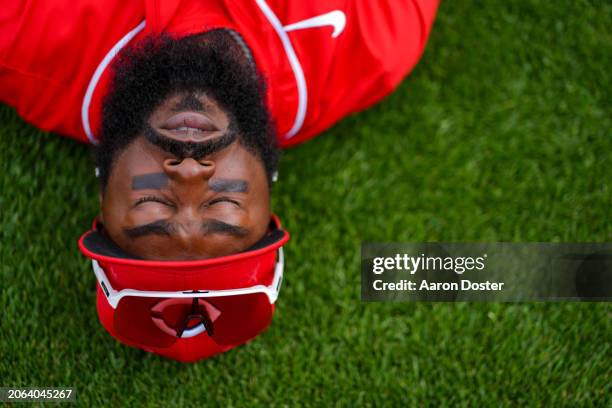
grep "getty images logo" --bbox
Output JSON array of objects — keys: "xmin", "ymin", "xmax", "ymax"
[{"xmin": 372, "ymin": 253, "xmax": 488, "ymax": 275}]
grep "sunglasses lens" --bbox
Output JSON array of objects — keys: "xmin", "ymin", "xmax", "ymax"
[
  {"xmin": 114, "ymin": 297, "xmax": 180, "ymax": 348},
  {"xmin": 206, "ymin": 293, "xmax": 274, "ymax": 345}
]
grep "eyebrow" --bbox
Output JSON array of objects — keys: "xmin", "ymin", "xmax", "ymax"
[
  {"xmin": 123, "ymin": 220, "xmax": 175, "ymax": 238},
  {"xmin": 123, "ymin": 219, "xmax": 249, "ymax": 239},
  {"xmin": 132, "ymin": 173, "xmax": 168, "ymax": 190},
  {"xmin": 201, "ymin": 219, "xmax": 249, "ymax": 237}
]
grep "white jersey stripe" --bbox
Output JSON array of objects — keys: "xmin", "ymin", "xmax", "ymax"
[
  {"xmin": 254, "ymin": 0, "xmax": 307, "ymax": 139},
  {"xmin": 81, "ymin": 21, "xmax": 146, "ymax": 144}
]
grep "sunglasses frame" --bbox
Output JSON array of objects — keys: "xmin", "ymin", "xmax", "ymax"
[{"xmin": 92, "ymin": 247, "xmax": 284, "ymax": 309}]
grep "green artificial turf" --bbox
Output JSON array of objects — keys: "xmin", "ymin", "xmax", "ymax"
[{"xmin": 1, "ymin": 1, "xmax": 610, "ymax": 406}]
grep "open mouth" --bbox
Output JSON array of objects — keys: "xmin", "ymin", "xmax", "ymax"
[{"xmin": 158, "ymin": 111, "xmax": 223, "ymax": 140}]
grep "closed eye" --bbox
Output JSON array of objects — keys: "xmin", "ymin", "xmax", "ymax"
[
  {"xmin": 134, "ymin": 196, "xmax": 175, "ymax": 207},
  {"xmin": 207, "ymin": 197, "xmax": 240, "ymax": 206}
]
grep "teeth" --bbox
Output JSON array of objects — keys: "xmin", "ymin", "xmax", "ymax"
[{"xmin": 176, "ymin": 126, "xmax": 201, "ymax": 132}]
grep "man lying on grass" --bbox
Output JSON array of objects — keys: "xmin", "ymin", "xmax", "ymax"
[{"xmin": 1, "ymin": 0, "xmax": 438, "ymax": 361}]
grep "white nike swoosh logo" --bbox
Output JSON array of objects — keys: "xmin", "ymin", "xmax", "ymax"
[{"xmin": 283, "ymin": 10, "xmax": 346, "ymax": 38}]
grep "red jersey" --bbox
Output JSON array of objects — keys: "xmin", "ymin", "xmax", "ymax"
[{"xmin": 0, "ymin": 0, "xmax": 438, "ymax": 148}]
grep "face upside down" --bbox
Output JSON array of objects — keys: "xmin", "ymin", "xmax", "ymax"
[{"xmin": 95, "ymin": 29, "xmax": 279, "ymax": 260}]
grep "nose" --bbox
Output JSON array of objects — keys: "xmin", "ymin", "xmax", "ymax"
[
  {"xmin": 161, "ymin": 158, "xmax": 215, "ymax": 247},
  {"xmin": 162, "ymin": 158, "xmax": 215, "ymax": 182}
]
